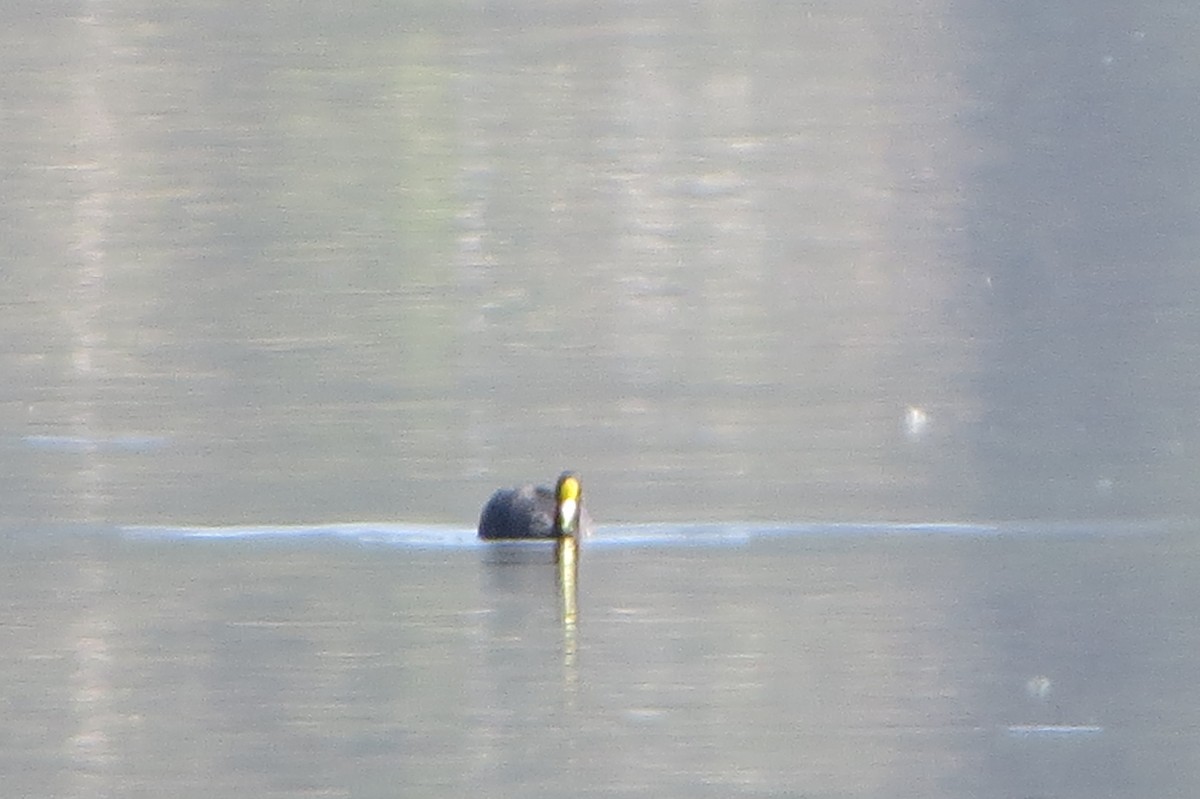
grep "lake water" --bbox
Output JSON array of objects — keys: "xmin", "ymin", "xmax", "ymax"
[
  {"xmin": 5, "ymin": 522, "xmax": 1200, "ymax": 798},
  {"xmin": 4, "ymin": 0, "xmax": 1200, "ymax": 796}
]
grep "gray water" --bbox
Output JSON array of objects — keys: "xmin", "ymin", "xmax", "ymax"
[
  {"xmin": 6, "ymin": 524, "xmax": 1200, "ymax": 798},
  {"xmin": 4, "ymin": 0, "xmax": 1200, "ymax": 796}
]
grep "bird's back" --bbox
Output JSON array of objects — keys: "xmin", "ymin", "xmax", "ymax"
[{"xmin": 477, "ymin": 484, "xmax": 557, "ymax": 539}]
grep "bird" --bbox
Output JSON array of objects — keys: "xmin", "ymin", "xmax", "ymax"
[{"xmin": 477, "ymin": 471, "xmax": 589, "ymax": 541}]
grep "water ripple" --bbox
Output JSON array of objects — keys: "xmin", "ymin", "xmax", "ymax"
[{"xmin": 117, "ymin": 519, "xmax": 1179, "ymax": 548}]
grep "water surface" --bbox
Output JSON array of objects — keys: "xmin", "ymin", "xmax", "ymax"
[
  {"xmin": 3, "ymin": 0, "xmax": 1200, "ymax": 796},
  {"xmin": 4, "ymin": 523, "xmax": 1198, "ymax": 797},
  {"xmin": 4, "ymin": 0, "xmax": 1199, "ymax": 527}
]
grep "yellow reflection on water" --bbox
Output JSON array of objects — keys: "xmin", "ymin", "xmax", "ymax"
[{"xmin": 557, "ymin": 535, "xmax": 579, "ymax": 690}]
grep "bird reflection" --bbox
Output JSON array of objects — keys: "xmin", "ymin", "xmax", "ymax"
[{"xmin": 557, "ymin": 534, "xmax": 579, "ymax": 673}]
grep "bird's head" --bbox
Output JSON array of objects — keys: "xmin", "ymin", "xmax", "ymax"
[{"xmin": 555, "ymin": 471, "xmax": 582, "ymax": 537}]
